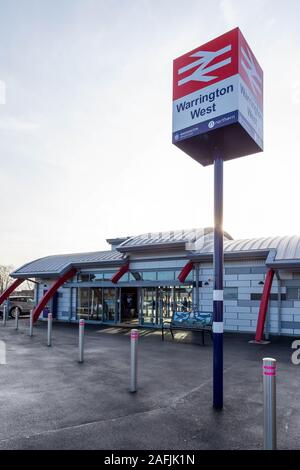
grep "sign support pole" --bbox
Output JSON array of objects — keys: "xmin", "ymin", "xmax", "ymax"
[{"xmin": 213, "ymin": 149, "xmax": 224, "ymax": 410}]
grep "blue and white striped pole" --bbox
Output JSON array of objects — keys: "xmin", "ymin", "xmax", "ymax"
[{"xmin": 213, "ymin": 150, "xmax": 224, "ymax": 410}]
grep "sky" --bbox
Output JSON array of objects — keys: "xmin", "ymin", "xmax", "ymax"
[{"xmin": 0, "ymin": 0, "xmax": 300, "ymax": 269}]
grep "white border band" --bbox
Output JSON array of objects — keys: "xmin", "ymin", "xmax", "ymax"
[
  {"xmin": 213, "ymin": 322, "xmax": 224, "ymax": 333},
  {"xmin": 213, "ymin": 290, "xmax": 224, "ymax": 301}
]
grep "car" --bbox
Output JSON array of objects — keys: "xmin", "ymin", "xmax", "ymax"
[{"xmin": 0, "ymin": 296, "xmax": 35, "ymax": 318}]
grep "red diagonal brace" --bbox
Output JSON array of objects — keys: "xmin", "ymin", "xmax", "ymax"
[
  {"xmin": 32, "ymin": 268, "xmax": 77, "ymax": 323},
  {"xmin": 178, "ymin": 261, "xmax": 194, "ymax": 283},
  {"xmin": 255, "ymin": 269, "xmax": 275, "ymax": 342},
  {"xmin": 111, "ymin": 262, "xmax": 130, "ymax": 284},
  {"xmin": 0, "ymin": 278, "xmax": 25, "ymax": 306}
]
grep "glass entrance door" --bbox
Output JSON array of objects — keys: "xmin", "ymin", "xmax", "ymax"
[
  {"xmin": 141, "ymin": 287, "xmax": 157, "ymax": 325},
  {"xmin": 90, "ymin": 287, "xmax": 103, "ymax": 320},
  {"xmin": 174, "ymin": 286, "xmax": 193, "ymax": 312},
  {"xmin": 120, "ymin": 288, "xmax": 138, "ymax": 323},
  {"xmin": 103, "ymin": 288, "xmax": 117, "ymax": 322},
  {"xmin": 77, "ymin": 287, "xmax": 117, "ymax": 322},
  {"xmin": 158, "ymin": 286, "xmax": 174, "ymax": 322},
  {"xmin": 77, "ymin": 287, "xmax": 103, "ymax": 321}
]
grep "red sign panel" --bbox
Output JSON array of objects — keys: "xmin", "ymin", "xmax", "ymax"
[{"xmin": 173, "ymin": 28, "xmax": 239, "ymax": 101}]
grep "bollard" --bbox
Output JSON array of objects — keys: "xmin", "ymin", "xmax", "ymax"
[
  {"xmin": 263, "ymin": 357, "xmax": 277, "ymax": 450},
  {"xmin": 47, "ymin": 313, "xmax": 52, "ymax": 347},
  {"xmin": 130, "ymin": 329, "xmax": 139, "ymax": 393},
  {"xmin": 15, "ymin": 308, "xmax": 19, "ymax": 330},
  {"xmin": 78, "ymin": 318, "xmax": 84, "ymax": 363},
  {"xmin": 2, "ymin": 305, "xmax": 7, "ymax": 326},
  {"xmin": 29, "ymin": 310, "xmax": 33, "ymax": 337}
]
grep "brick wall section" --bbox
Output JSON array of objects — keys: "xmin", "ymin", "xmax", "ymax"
[
  {"xmin": 35, "ymin": 279, "xmax": 72, "ymax": 321},
  {"xmin": 199, "ymin": 262, "xmax": 300, "ymax": 335}
]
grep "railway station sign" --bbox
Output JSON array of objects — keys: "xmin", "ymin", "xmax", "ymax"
[{"xmin": 172, "ymin": 27, "xmax": 263, "ymax": 166}]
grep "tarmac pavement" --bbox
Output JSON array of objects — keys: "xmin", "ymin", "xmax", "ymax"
[{"xmin": 0, "ymin": 319, "xmax": 299, "ymax": 450}]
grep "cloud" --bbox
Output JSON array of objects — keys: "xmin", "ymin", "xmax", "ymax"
[
  {"xmin": 0, "ymin": 117, "xmax": 39, "ymax": 132},
  {"xmin": 0, "ymin": 80, "xmax": 5, "ymax": 104},
  {"xmin": 292, "ymin": 80, "xmax": 300, "ymax": 105},
  {"xmin": 220, "ymin": 0, "xmax": 238, "ymax": 27}
]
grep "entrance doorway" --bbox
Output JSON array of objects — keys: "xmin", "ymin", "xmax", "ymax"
[{"xmin": 121, "ymin": 287, "xmax": 138, "ymax": 324}]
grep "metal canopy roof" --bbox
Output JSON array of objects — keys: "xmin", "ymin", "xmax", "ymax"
[
  {"xmin": 117, "ymin": 227, "xmax": 233, "ymax": 252},
  {"xmin": 11, "ymin": 231, "xmax": 300, "ymax": 279},
  {"xmin": 190, "ymin": 235, "xmax": 300, "ymax": 264},
  {"xmin": 225, "ymin": 235, "xmax": 300, "ymax": 261},
  {"xmin": 12, "ymin": 250, "xmax": 126, "ymax": 279}
]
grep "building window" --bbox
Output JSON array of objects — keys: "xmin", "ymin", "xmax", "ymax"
[
  {"xmin": 251, "ymin": 293, "xmax": 262, "ymax": 301},
  {"xmin": 77, "ymin": 287, "xmax": 90, "ymax": 318},
  {"xmin": 141, "ymin": 271, "xmax": 157, "ymax": 281},
  {"xmin": 175, "ymin": 270, "xmax": 194, "ymax": 282},
  {"xmin": 142, "ymin": 287, "xmax": 157, "ymax": 324},
  {"xmin": 174, "ymin": 285, "xmax": 193, "ymax": 312},
  {"xmin": 77, "ymin": 272, "xmax": 117, "ymax": 282},
  {"xmin": 130, "ymin": 272, "xmax": 143, "ymax": 281},
  {"xmin": 77, "ymin": 273, "xmax": 91, "ymax": 282},
  {"xmin": 77, "ymin": 287, "xmax": 116, "ymax": 322},
  {"xmin": 250, "ymin": 293, "xmax": 286, "ymax": 301},
  {"xmin": 90, "ymin": 273, "xmax": 103, "ymax": 282},
  {"xmin": 157, "ymin": 286, "xmax": 173, "ymax": 321},
  {"xmin": 141, "ymin": 285, "xmax": 193, "ymax": 324},
  {"xmin": 103, "ymin": 272, "xmax": 113, "ymax": 281},
  {"xmin": 90, "ymin": 272, "xmax": 116, "ymax": 281},
  {"xmin": 102, "ymin": 288, "xmax": 116, "ymax": 322},
  {"xmin": 286, "ymin": 288, "xmax": 300, "ymax": 300},
  {"xmin": 224, "ymin": 287, "xmax": 238, "ymax": 300},
  {"xmin": 157, "ymin": 271, "xmax": 175, "ymax": 281}
]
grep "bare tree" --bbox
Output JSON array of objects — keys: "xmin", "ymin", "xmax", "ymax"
[
  {"xmin": 22, "ymin": 279, "xmax": 35, "ymax": 292},
  {"xmin": 0, "ymin": 265, "xmax": 14, "ymax": 293}
]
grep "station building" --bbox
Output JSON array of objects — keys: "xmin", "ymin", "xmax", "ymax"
[{"xmin": 6, "ymin": 228, "xmax": 300, "ymax": 337}]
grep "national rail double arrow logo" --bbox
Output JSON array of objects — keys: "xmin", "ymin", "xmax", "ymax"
[
  {"xmin": 241, "ymin": 45, "xmax": 262, "ymax": 97},
  {"xmin": 177, "ymin": 45, "xmax": 232, "ymax": 86}
]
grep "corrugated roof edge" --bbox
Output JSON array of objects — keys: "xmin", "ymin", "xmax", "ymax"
[
  {"xmin": 190, "ymin": 249, "xmax": 270, "ymax": 262},
  {"xmin": 11, "ymin": 250, "xmax": 126, "ymax": 279},
  {"xmin": 11, "ymin": 255, "xmax": 54, "ymax": 278},
  {"xmin": 117, "ymin": 228, "xmax": 233, "ymax": 252}
]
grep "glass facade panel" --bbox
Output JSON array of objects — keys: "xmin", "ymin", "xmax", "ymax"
[
  {"xmin": 103, "ymin": 272, "xmax": 113, "ymax": 281},
  {"xmin": 130, "ymin": 272, "xmax": 142, "ymax": 281},
  {"xmin": 77, "ymin": 287, "xmax": 116, "ymax": 321},
  {"xmin": 90, "ymin": 288, "xmax": 103, "ymax": 320},
  {"xmin": 174, "ymin": 286, "xmax": 193, "ymax": 312},
  {"xmin": 142, "ymin": 287, "xmax": 157, "ymax": 325},
  {"xmin": 90, "ymin": 273, "xmax": 104, "ymax": 282},
  {"xmin": 75, "ymin": 270, "xmax": 194, "ymax": 326},
  {"xmin": 286, "ymin": 287, "xmax": 300, "ymax": 300},
  {"xmin": 157, "ymin": 286, "xmax": 174, "ymax": 321},
  {"xmin": 77, "ymin": 287, "xmax": 90, "ymax": 318},
  {"xmin": 76, "ymin": 269, "xmax": 194, "ymax": 284},
  {"xmin": 175, "ymin": 270, "xmax": 194, "ymax": 282},
  {"xmin": 103, "ymin": 288, "xmax": 116, "ymax": 322},
  {"xmin": 141, "ymin": 285, "xmax": 194, "ymax": 324},
  {"xmin": 82, "ymin": 272, "xmax": 115, "ymax": 282},
  {"xmin": 157, "ymin": 271, "xmax": 175, "ymax": 281},
  {"xmin": 224, "ymin": 287, "xmax": 238, "ymax": 300},
  {"xmin": 77, "ymin": 273, "xmax": 91, "ymax": 282},
  {"xmin": 142, "ymin": 271, "xmax": 157, "ymax": 281}
]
